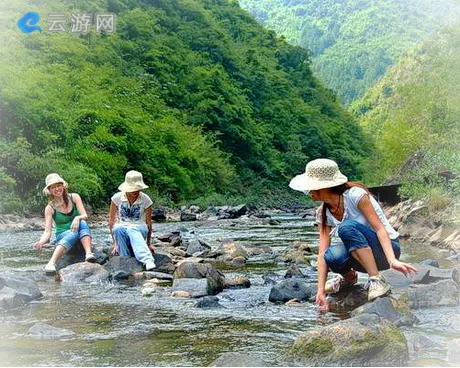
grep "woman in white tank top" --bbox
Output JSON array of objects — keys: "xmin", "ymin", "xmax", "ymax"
[{"xmin": 289, "ymin": 159, "xmax": 417, "ymax": 311}]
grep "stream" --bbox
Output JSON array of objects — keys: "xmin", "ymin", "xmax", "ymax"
[{"xmin": 0, "ymin": 213, "xmax": 459, "ymax": 366}]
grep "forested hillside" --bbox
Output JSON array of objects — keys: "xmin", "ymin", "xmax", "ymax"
[
  {"xmin": 0, "ymin": 0, "xmax": 370, "ymax": 213},
  {"xmin": 351, "ymin": 24, "xmax": 460, "ymax": 201},
  {"xmin": 239, "ymin": 0, "xmax": 460, "ymax": 105}
]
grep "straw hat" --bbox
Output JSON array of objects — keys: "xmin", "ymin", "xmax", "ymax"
[
  {"xmin": 118, "ymin": 170, "xmax": 148, "ymax": 192},
  {"xmin": 289, "ymin": 159, "xmax": 348, "ymax": 192},
  {"xmin": 43, "ymin": 173, "xmax": 68, "ymax": 195}
]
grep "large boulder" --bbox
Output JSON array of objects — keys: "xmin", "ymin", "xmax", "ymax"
[
  {"xmin": 289, "ymin": 314, "xmax": 409, "ymax": 366},
  {"xmin": 58, "ymin": 262, "xmax": 110, "ymax": 284},
  {"xmin": 173, "ymin": 261, "xmax": 225, "ymax": 295},
  {"xmin": 268, "ymin": 279, "xmax": 316, "ymax": 303},
  {"xmin": 0, "ymin": 273, "xmax": 42, "ymax": 310},
  {"xmin": 104, "ymin": 256, "xmax": 144, "ymax": 277},
  {"xmin": 350, "ymin": 296, "xmax": 418, "ymax": 327}
]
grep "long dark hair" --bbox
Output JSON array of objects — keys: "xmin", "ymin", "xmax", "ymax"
[{"xmin": 320, "ymin": 181, "xmax": 370, "ymax": 232}]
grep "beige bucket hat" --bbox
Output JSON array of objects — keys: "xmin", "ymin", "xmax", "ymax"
[
  {"xmin": 43, "ymin": 173, "xmax": 68, "ymax": 195},
  {"xmin": 289, "ymin": 158, "xmax": 348, "ymax": 192},
  {"xmin": 118, "ymin": 170, "xmax": 148, "ymax": 192}
]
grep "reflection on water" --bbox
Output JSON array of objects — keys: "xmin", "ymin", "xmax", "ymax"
[{"xmin": 0, "ymin": 214, "xmax": 459, "ymax": 366}]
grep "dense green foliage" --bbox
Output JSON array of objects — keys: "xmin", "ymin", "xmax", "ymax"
[
  {"xmin": 351, "ymin": 25, "xmax": 460, "ymax": 201},
  {"xmin": 0, "ymin": 0, "xmax": 370, "ymax": 213},
  {"xmin": 239, "ymin": 0, "xmax": 460, "ymax": 105}
]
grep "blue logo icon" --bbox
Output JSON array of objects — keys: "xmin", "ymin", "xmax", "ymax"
[{"xmin": 17, "ymin": 12, "xmax": 42, "ymax": 33}]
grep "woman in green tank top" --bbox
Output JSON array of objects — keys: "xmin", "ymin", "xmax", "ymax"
[{"xmin": 34, "ymin": 173, "xmax": 96, "ymax": 273}]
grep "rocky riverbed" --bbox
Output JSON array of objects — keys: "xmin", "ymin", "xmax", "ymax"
[{"xmin": 0, "ymin": 202, "xmax": 459, "ymax": 366}]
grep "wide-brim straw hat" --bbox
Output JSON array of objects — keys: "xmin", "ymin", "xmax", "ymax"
[
  {"xmin": 43, "ymin": 173, "xmax": 68, "ymax": 195},
  {"xmin": 289, "ymin": 158, "xmax": 348, "ymax": 192},
  {"xmin": 118, "ymin": 170, "xmax": 148, "ymax": 192}
]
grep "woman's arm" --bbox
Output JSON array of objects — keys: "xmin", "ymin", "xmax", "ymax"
[
  {"xmin": 108, "ymin": 201, "xmax": 118, "ymax": 255},
  {"xmin": 70, "ymin": 193, "xmax": 88, "ymax": 231},
  {"xmin": 34, "ymin": 205, "xmax": 53, "ymax": 249},
  {"xmin": 145, "ymin": 205, "xmax": 153, "ymax": 249},
  {"xmin": 315, "ymin": 222, "xmax": 332, "ymax": 310},
  {"xmin": 358, "ymin": 195, "xmax": 417, "ymax": 275}
]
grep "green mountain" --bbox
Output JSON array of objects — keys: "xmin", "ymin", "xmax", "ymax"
[
  {"xmin": 0, "ymin": 0, "xmax": 370, "ymax": 213},
  {"xmin": 238, "ymin": 0, "xmax": 460, "ymax": 105},
  {"xmin": 351, "ymin": 24, "xmax": 460, "ymax": 199}
]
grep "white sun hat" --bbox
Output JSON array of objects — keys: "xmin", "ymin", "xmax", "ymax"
[
  {"xmin": 43, "ymin": 173, "xmax": 68, "ymax": 195},
  {"xmin": 289, "ymin": 158, "xmax": 348, "ymax": 192},
  {"xmin": 118, "ymin": 170, "xmax": 148, "ymax": 192}
]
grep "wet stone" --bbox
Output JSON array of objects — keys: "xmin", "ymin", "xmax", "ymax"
[
  {"xmin": 28, "ymin": 322, "xmax": 76, "ymax": 339},
  {"xmin": 195, "ymin": 296, "xmax": 222, "ymax": 308}
]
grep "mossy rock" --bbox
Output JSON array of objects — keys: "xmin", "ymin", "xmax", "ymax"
[{"xmin": 289, "ymin": 314, "xmax": 408, "ymax": 366}]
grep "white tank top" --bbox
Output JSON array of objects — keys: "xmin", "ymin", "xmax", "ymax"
[{"xmin": 315, "ymin": 186, "xmax": 399, "ymax": 239}]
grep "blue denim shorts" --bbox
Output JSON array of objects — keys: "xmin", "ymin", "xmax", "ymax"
[
  {"xmin": 55, "ymin": 220, "xmax": 91, "ymax": 251},
  {"xmin": 323, "ymin": 219, "xmax": 400, "ymax": 274}
]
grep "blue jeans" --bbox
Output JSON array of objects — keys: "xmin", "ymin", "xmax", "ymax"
[
  {"xmin": 324, "ymin": 220, "xmax": 400, "ymax": 274},
  {"xmin": 55, "ymin": 220, "xmax": 91, "ymax": 251},
  {"xmin": 112, "ymin": 224, "xmax": 154, "ymax": 265}
]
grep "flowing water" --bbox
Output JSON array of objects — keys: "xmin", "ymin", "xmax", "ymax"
[{"xmin": 0, "ymin": 214, "xmax": 459, "ymax": 366}]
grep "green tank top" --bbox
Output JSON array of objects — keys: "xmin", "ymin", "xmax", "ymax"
[{"xmin": 52, "ymin": 195, "xmax": 79, "ymax": 234}]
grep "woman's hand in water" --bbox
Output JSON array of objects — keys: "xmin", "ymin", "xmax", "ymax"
[{"xmin": 315, "ymin": 291, "xmax": 329, "ymax": 312}]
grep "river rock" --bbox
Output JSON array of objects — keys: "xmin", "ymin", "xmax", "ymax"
[
  {"xmin": 59, "ymin": 262, "xmax": 110, "ymax": 284},
  {"xmin": 216, "ymin": 204, "xmax": 247, "ymax": 220},
  {"xmin": 381, "ymin": 267, "xmax": 430, "ymax": 288},
  {"xmin": 350, "ymin": 296, "xmax": 418, "ymax": 327},
  {"xmin": 278, "ymin": 244, "xmax": 312, "ymax": 265},
  {"xmin": 405, "ymin": 279, "xmax": 459, "ymax": 309},
  {"xmin": 327, "ymin": 285, "xmax": 368, "ymax": 311},
  {"xmin": 171, "ymin": 290, "xmax": 191, "ymax": 298},
  {"xmin": 143, "ymin": 271, "xmax": 173, "ymax": 280},
  {"xmin": 180, "ymin": 211, "xmax": 197, "ymax": 222},
  {"xmin": 28, "ymin": 322, "xmax": 76, "ymax": 339},
  {"xmin": 210, "ymin": 352, "xmax": 266, "ymax": 367},
  {"xmin": 289, "ymin": 314, "xmax": 409, "ymax": 366},
  {"xmin": 284, "ymin": 265, "xmax": 306, "ymax": 279},
  {"xmin": 419, "ymin": 259, "xmax": 440, "ymax": 267},
  {"xmin": 172, "ymin": 278, "xmax": 211, "ymax": 297},
  {"xmin": 104, "ymin": 256, "xmax": 144, "ymax": 276},
  {"xmin": 173, "ymin": 261, "xmax": 225, "ymax": 295},
  {"xmin": 151, "ymin": 208, "xmax": 167, "ymax": 221},
  {"xmin": 268, "ymin": 279, "xmax": 316, "ymax": 303},
  {"xmin": 152, "ymin": 250, "xmax": 175, "ymax": 273},
  {"xmin": 185, "ymin": 239, "xmax": 207, "ymax": 256},
  {"xmin": 405, "ymin": 333, "xmax": 442, "ymax": 361},
  {"xmin": 195, "ymin": 296, "xmax": 222, "ymax": 308},
  {"xmin": 0, "ymin": 274, "xmax": 42, "ymax": 309},
  {"xmin": 157, "ymin": 231, "xmax": 181, "ymax": 244},
  {"xmin": 141, "ymin": 287, "xmax": 157, "ymax": 297},
  {"xmin": 223, "ymin": 275, "xmax": 251, "ymax": 289},
  {"xmin": 221, "ymin": 240, "xmax": 248, "ymax": 259}
]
